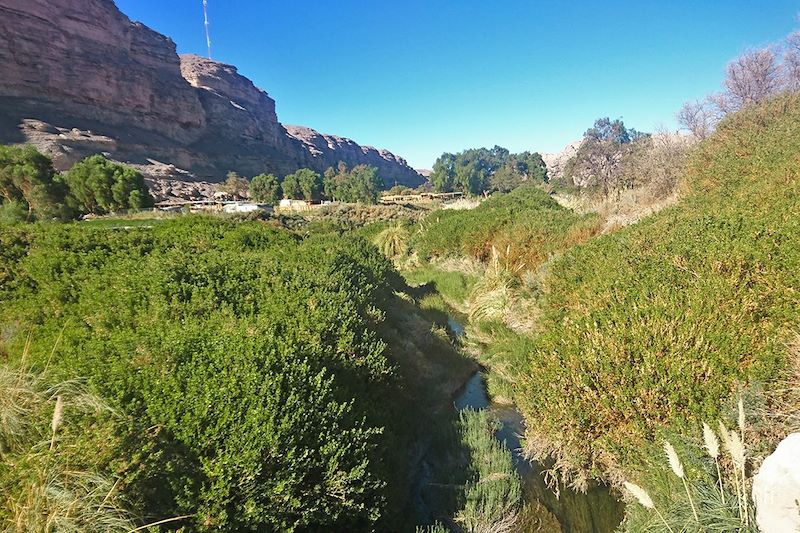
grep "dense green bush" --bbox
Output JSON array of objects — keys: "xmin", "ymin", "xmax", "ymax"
[
  {"xmin": 413, "ymin": 186, "xmax": 600, "ymax": 269},
  {"xmin": 0, "ymin": 216, "xmax": 434, "ymax": 530},
  {"xmin": 63, "ymin": 155, "xmax": 153, "ymax": 214}
]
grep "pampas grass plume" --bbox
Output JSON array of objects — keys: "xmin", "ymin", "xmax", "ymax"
[
  {"xmin": 664, "ymin": 441, "xmax": 685, "ymax": 478},
  {"xmin": 738, "ymin": 397, "xmax": 745, "ymax": 433},
  {"xmin": 51, "ymin": 395, "xmax": 64, "ymax": 435},
  {"xmin": 728, "ymin": 431, "xmax": 746, "ymax": 469},
  {"xmin": 624, "ymin": 482, "xmax": 654, "ymax": 509},
  {"xmin": 702, "ymin": 422, "xmax": 720, "ymax": 459}
]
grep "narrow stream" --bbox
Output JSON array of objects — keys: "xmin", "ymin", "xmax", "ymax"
[{"xmin": 448, "ymin": 317, "xmax": 625, "ymax": 532}]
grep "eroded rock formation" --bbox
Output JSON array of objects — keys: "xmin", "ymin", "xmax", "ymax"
[{"xmin": 0, "ymin": 0, "xmax": 424, "ymax": 190}]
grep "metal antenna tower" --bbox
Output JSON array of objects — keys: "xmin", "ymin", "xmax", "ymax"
[{"xmin": 202, "ymin": 0, "xmax": 212, "ymax": 59}]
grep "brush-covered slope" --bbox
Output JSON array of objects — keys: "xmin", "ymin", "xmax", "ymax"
[
  {"xmin": 412, "ymin": 186, "xmax": 602, "ymax": 267},
  {"xmin": 516, "ymin": 94, "xmax": 800, "ymax": 478},
  {"xmin": 0, "ymin": 217, "xmax": 472, "ymax": 530}
]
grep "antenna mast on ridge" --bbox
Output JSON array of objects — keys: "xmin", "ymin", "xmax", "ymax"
[{"xmin": 202, "ymin": 0, "xmax": 212, "ymax": 59}]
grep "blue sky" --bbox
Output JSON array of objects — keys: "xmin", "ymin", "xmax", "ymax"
[{"xmin": 115, "ymin": 0, "xmax": 799, "ymax": 169}]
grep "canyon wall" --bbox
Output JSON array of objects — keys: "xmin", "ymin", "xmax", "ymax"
[{"xmin": 0, "ymin": 0, "xmax": 424, "ymax": 188}]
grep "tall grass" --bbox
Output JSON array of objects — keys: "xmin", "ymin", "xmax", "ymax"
[
  {"xmin": 373, "ymin": 221, "xmax": 411, "ymax": 260},
  {"xmin": 623, "ymin": 400, "xmax": 757, "ymax": 532},
  {"xmin": 0, "ymin": 364, "xmax": 135, "ymax": 532},
  {"xmin": 455, "ymin": 409, "xmax": 521, "ymax": 533}
]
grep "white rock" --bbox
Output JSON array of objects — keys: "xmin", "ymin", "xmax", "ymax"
[{"xmin": 753, "ymin": 433, "xmax": 800, "ymax": 533}]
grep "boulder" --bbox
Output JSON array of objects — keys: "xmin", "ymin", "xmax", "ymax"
[{"xmin": 752, "ymin": 432, "xmax": 800, "ymax": 533}]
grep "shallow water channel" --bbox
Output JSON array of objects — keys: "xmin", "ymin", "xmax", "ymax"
[{"xmin": 447, "ymin": 317, "xmax": 625, "ymax": 532}]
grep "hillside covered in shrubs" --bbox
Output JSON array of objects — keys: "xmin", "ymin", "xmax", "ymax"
[{"xmin": 0, "ymin": 217, "xmax": 481, "ymax": 530}]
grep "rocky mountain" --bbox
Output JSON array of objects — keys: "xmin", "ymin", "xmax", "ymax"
[
  {"xmin": 285, "ymin": 125, "xmax": 422, "ymax": 188},
  {"xmin": 541, "ymin": 140, "xmax": 582, "ymax": 184},
  {"xmin": 0, "ymin": 0, "xmax": 424, "ymax": 189}
]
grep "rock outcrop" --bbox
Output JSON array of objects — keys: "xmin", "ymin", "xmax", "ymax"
[
  {"xmin": 753, "ymin": 433, "xmax": 800, "ymax": 533},
  {"xmin": 285, "ymin": 126, "xmax": 423, "ymax": 188},
  {"xmin": 0, "ymin": 0, "xmax": 424, "ymax": 189},
  {"xmin": 541, "ymin": 140, "xmax": 582, "ymax": 184}
]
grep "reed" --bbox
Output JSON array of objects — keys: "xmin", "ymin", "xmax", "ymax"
[
  {"xmin": 664, "ymin": 441, "xmax": 699, "ymax": 522},
  {"xmin": 702, "ymin": 422, "xmax": 724, "ymax": 503},
  {"xmin": 623, "ymin": 481, "xmax": 674, "ymax": 533}
]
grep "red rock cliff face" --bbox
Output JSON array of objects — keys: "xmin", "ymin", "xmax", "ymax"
[
  {"xmin": 0, "ymin": 0, "xmax": 205, "ymax": 143},
  {"xmin": 285, "ymin": 125, "xmax": 423, "ymax": 188},
  {"xmin": 0, "ymin": 0, "xmax": 424, "ymax": 188}
]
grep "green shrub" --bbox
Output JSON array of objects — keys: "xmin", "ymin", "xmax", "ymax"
[
  {"xmin": 63, "ymin": 155, "xmax": 153, "ymax": 214},
  {"xmin": 512, "ymin": 93, "xmax": 800, "ymax": 479},
  {"xmin": 413, "ymin": 187, "xmax": 600, "ymax": 269},
  {"xmin": 0, "ymin": 216, "xmax": 427, "ymax": 530},
  {"xmin": 0, "ymin": 199, "xmax": 28, "ymax": 225}
]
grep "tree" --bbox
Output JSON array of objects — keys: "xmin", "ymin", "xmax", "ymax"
[
  {"xmin": 784, "ymin": 32, "xmax": 800, "ymax": 92},
  {"xmin": 220, "ymin": 171, "xmax": 250, "ymax": 200},
  {"xmin": 282, "ymin": 169, "xmax": 322, "ymax": 201},
  {"xmin": 429, "ymin": 153, "xmax": 457, "ymax": 192},
  {"xmin": 281, "ymin": 173, "xmax": 300, "ymax": 200},
  {"xmin": 250, "ymin": 173, "xmax": 281, "ymax": 204},
  {"xmin": 0, "ymin": 144, "xmax": 70, "ymax": 220},
  {"xmin": 564, "ymin": 118, "xmax": 649, "ymax": 196},
  {"xmin": 721, "ymin": 48, "xmax": 781, "ymax": 112},
  {"xmin": 321, "ymin": 164, "xmax": 383, "ymax": 204},
  {"xmin": 64, "ymin": 155, "xmax": 153, "ymax": 215},
  {"xmin": 347, "ymin": 165, "xmax": 383, "ymax": 203},
  {"xmin": 676, "ymin": 100, "xmax": 715, "ymax": 139},
  {"xmin": 429, "ymin": 146, "xmax": 546, "ymax": 195}
]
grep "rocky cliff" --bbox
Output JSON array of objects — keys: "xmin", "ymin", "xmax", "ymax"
[
  {"xmin": 285, "ymin": 125, "xmax": 423, "ymax": 188},
  {"xmin": 0, "ymin": 0, "xmax": 424, "ymax": 189},
  {"xmin": 541, "ymin": 140, "xmax": 582, "ymax": 184}
]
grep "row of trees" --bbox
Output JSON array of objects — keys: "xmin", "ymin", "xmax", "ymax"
[
  {"xmin": 223, "ymin": 163, "xmax": 385, "ymax": 205},
  {"xmin": 677, "ymin": 30, "xmax": 800, "ymax": 138},
  {"xmin": 429, "ymin": 146, "xmax": 547, "ymax": 195},
  {"xmin": 0, "ymin": 145, "xmax": 153, "ymax": 222}
]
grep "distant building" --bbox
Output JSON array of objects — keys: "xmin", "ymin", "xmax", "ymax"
[{"xmin": 223, "ymin": 202, "xmax": 272, "ymax": 214}]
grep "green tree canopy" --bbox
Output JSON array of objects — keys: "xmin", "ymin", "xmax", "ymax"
[
  {"xmin": 429, "ymin": 146, "xmax": 547, "ymax": 195},
  {"xmin": 283, "ymin": 168, "xmax": 323, "ymax": 201},
  {"xmin": 64, "ymin": 155, "xmax": 153, "ymax": 215},
  {"xmin": 250, "ymin": 173, "xmax": 281, "ymax": 204},
  {"xmin": 0, "ymin": 144, "xmax": 69, "ymax": 220},
  {"xmin": 323, "ymin": 163, "xmax": 383, "ymax": 204}
]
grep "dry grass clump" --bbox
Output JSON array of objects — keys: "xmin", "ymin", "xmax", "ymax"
[
  {"xmin": 373, "ymin": 222, "xmax": 411, "ymax": 260},
  {"xmin": 468, "ymin": 246, "xmax": 524, "ymax": 323},
  {"xmin": 0, "ymin": 362, "xmax": 134, "ymax": 533},
  {"xmin": 441, "ymin": 198, "xmax": 483, "ymax": 211}
]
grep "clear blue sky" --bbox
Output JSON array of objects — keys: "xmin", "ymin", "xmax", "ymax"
[{"xmin": 115, "ymin": 0, "xmax": 799, "ymax": 169}]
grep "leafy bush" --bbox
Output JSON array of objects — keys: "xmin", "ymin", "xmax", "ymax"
[
  {"xmin": 0, "ymin": 216, "xmax": 442, "ymax": 530},
  {"xmin": 63, "ymin": 155, "xmax": 153, "ymax": 214}
]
